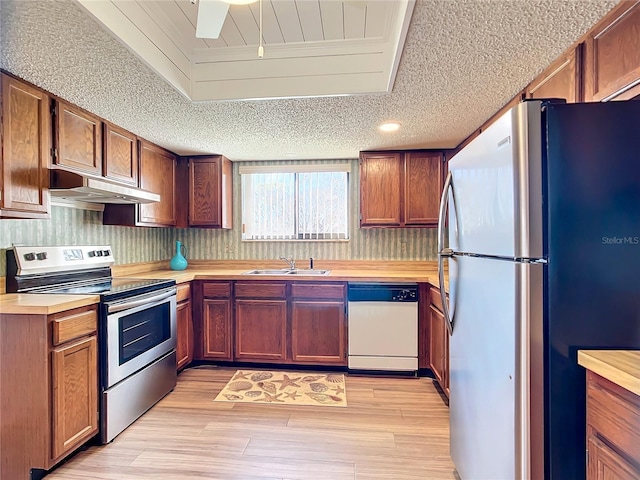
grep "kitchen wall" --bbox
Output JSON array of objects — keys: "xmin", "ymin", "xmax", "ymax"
[{"xmin": 0, "ymin": 159, "xmax": 437, "ymax": 277}]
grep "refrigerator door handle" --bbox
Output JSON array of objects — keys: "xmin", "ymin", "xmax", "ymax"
[{"xmin": 438, "ymin": 171, "xmax": 454, "ymax": 335}]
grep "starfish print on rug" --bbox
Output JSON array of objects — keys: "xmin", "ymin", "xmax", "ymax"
[
  {"xmin": 257, "ymin": 392, "xmax": 284, "ymax": 403},
  {"xmin": 273, "ymin": 374, "xmax": 302, "ymax": 391},
  {"xmin": 332, "ymin": 385, "xmax": 345, "ymax": 395},
  {"xmin": 285, "ymin": 390, "xmax": 302, "ymax": 401},
  {"xmin": 232, "ymin": 371, "xmax": 250, "ymax": 380}
]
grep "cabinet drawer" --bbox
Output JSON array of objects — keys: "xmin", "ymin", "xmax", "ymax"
[
  {"xmin": 52, "ymin": 308, "xmax": 97, "ymax": 346},
  {"xmin": 291, "ymin": 283, "xmax": 345, "ymax": 299},
  {"xmin": 235, "ymin": 282, "xmax": 286, "ymax": 299},
  {"xmin": 587, "ymin": 371, "xmax": 640, "ymax": 465},
  {"xmin": 176, "ymin": 283, "xmax": 191, "ymax": 303},
  {"xmin": 202, "ymin": 282, "xmax": 231, "ymax": 298},
  {"xmin": 430, "ymin": 286, "xmax": 443, "ymax": 312}
]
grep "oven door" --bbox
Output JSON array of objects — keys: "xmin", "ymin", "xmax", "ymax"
[{"xmin": 104, "ymin": 287, "xmax": 176, "ymax": 388}]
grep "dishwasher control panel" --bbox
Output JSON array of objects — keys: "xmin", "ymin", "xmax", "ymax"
[{"xmin": 347, "ymin": 283, "xmax": 418, "ymax": 302}]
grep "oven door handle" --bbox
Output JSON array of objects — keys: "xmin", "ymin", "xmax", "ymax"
[{"xmin": 107, "ymin": 289, "xmax": 176, "ymax": 314}]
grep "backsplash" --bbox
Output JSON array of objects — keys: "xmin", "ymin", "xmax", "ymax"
[{"xmin": 0, "ymin": 159, "xmax": 437, "ymax": 277}]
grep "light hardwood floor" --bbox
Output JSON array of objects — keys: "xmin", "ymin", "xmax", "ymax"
[{"xmin": 48, "ymin": 366, "xmax": 456, "ymax": 480}]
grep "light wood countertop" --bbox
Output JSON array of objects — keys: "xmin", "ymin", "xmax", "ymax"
[
  {"xmin": 578, "ymin": 350, "xmax": 640, "ymax": 396},
  {"xmin": 1, "ymin": 260, "xmax": 448, "ymax": 314},
  {"xmin": 0, "ymin": 293, "xmax": 100, "ymax": 315}
]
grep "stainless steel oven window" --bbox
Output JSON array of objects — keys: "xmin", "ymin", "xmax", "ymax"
[{"xmin": 105, "ymin": 289, "xmax": 176, "ymax": 388}]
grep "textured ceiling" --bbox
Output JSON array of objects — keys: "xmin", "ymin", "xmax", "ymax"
[{"xmin": 0, "ymin": 0, "xmax": 616, "ymax": 161}]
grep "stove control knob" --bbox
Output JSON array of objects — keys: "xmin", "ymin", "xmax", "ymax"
[
  {"xmin": 24, "ymin": 252, "xmax": 36, "ymax": 261},
  {"xmin": 96, "ymin": 250, "xmax": 104, "ymax": 257},
  {"xmin": 36, "ymin": 252, "xmax": 48, "ymax": 260},
  {"xmin": 102, "ymin": 250, "xmax": 111, "ymax": 257},
  {"xmin": 88, "ymin": 251, "xmax": 96, "ymax": 257}
]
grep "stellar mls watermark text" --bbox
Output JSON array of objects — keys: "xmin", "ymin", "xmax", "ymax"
[{"xmin": 602, "ymin": 236, "xmax": 639, "ymax": 245}]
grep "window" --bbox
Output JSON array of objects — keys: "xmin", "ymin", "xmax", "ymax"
[{"xmin": 240, "ymin": 164, "xmax": 350, "ymax": 240}]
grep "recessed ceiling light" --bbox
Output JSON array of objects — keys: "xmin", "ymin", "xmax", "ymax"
[{"xmin": 379, "ymin": 122, "xmax": 401, "ymax": 132}]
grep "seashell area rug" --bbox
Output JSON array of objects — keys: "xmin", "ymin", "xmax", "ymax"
[{"xmin": 214, "ymin": 370, "xmax": 347, "ymax": 407}]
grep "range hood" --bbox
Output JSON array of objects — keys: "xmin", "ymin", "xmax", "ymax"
[{"xmin": 50, "ymin": 170, "xmax": 160, "ymax": 204}]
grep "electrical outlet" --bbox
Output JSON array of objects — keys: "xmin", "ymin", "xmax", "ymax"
[
  {"xmin": 224, "ymin": 242, "xmax": 232, "ymax": 253},
  {"xmin": 400, "ymin": 241, "xmax": 408, "ymax": 255}
]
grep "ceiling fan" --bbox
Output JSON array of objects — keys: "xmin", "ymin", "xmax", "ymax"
[{"xmin": 192, "ymin": 0, "xmax": 257, "ymax": 40}]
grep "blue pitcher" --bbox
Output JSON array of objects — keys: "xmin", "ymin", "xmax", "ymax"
[{"xmin": 170, "ymin": 240, "xmax": 188, "ymax": 271}]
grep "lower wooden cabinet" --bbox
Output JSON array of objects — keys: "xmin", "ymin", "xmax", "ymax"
[
  {"xmin": 198, "ymin": 281, "xmax": 233, "ymax": 361},
  {"xmin": 586, "ymin": 370, "xmax": 640, "ymax": 479},
  {"xmin": 0, "ymin": 305, "xmax": 99, "ymax": 479},
  {"xmin": 235, "ymin": 299, "xmax": 288, "ymax": 362},
  {"xmin": 176, "ymin": 283, "xmax": 193, "ymax": 371},
  {"xmin": 290, "ymin": 283, "xmax": 346, "ymax": 365},
  {"xmin": 51, "ymin": 335, "xmax": 98, "ymax": 459},
  {"xmin": 428, "ymin": 286, "xmax": 450, "ymax": 397}
]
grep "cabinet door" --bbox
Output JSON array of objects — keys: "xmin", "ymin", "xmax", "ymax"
[
  {"xmin": 176, "ymin": 299, "xmax": 193, "ymax": 370},
  {"xmin": 0, "ymin": 74, "xmax": 50, "ymax": 218},
  {"xmin": 138, "ymin": 140, "xmax": 176, "ymax": 226},
  {"xmin": 235, "ymin": 299, "xmax": 287, "ymax": 362},
  {"xmin": 54, "ymin": 100, "xmax": 102, "ymax": 176},
  {"xmin": 51, "ymin": 336, "xmax": 98, "ymax": 460},
  {"xmin": 203, "ymin": 298, "xmax": 233, "ymax": 360},
  {"xmin": 429, "ymin": 304, "xmax": 446, "ymax": 391},
  {"xmin": 584, "ymin": 2, "xmax": 640, "ymax": 101},
  {"xmin": 360, "ymin": 153, "xmax": 402, "ymax": 226},
  {"xmin": 189, "ymin": 156, "xmax": 233, "ymax": 228},
  {"xmin": 291, "ymin": 300, "xmax": 346, "ymax": 365},
  {"xmin": 526, "ymin": 47, "xmax": 581, "ymax": 103},
  {"xmin": 588, "ymin": 435, "xmax": 640, "ymax": 480},
  {"xmin": 404, "ymin": 152, "xmax": 443, "ymax": 226},
  {"xmin": 103, "ymin": 122, "xmax": 138, "ymax": 186}
]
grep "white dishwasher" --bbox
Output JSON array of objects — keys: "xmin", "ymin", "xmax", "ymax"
[{"xmin": 347, "ymin": 283, "xmax": 418, "ymax": 372}]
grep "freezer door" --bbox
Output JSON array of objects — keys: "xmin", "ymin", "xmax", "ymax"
[
  {"xmin": 449, "ymin": 254, "xmax": 540, "ymax": 480},
  {"xmin": 448, "ymin": 102, "xmax": 544, "ymax": 259}
]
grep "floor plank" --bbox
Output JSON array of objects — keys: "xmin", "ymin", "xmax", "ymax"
[{"xmin": 48, "ymin": 366, "xmax": 456, "ymax": 479}]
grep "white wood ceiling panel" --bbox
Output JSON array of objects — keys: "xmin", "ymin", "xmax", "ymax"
[
  {"xmin": 174, "ymin": 0, "xmax": 227, "ymax": 48},
  {"xmin": 192, "ymin": 71, "xmax": 387, "ymax": 101},
  {"xmin": 138, "ymin": 0, "xmax": 206, "ymax": 53},
  {"xmin": 272, "ymin": 0, "xmax": 304, "ymax": 43},
  {"xmin": 343, "ymin": 2, "xmax": 366, "ymax": 39},
  {"xmin": 248, "ymin": 1, "xmax": 284, "ymax": 45},
  {"xmin": 319, "ymin": 0, "xmax": 344, "ymax": 41},
  {"xmin": 228, "ymin": 5, "xmax": 259, "ymax": 46},
  {"xmin": 220, "ymin": 15, "xmax": 246, "ymax": 47},
  {"xmin": 113, "ymin": 1, "xmax": 190, "ymax": 74},
  {"xmin": 365, "ymin": 1, "xmax": 388, "ymax": 38},
  {"xmin": 296, "ymin": 0, "xmax": 324, "ymax": 42},
  {"xmin": 195, "ymin": 51, "xmax": 384, "ymax": 80}
]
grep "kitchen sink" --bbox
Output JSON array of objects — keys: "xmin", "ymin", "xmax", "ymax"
[
  {"xmin": 243, "ymin": 269, "xmax": 292, "ymax": 275},
  {"xmin": 287, "ymin": 269, "xmax": 330, "ymax": 275},
  {"xmin": 242, "ymin": 269, "xmax": 331, "ymax": 276}
]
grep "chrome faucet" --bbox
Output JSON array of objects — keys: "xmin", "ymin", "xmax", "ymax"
[{"xmin": 279, "ymin": 255, "xmax": 296, "ymax": 270}]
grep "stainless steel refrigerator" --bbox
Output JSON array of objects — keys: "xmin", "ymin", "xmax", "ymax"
[{"xmin": 437, "ymin": 99, "xmax": 640, "ymax": 480}]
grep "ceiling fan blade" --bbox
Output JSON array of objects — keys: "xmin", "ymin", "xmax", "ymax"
[{"xmin": 196, "ymin": 0, "xmax": 230, "ymax": 39}]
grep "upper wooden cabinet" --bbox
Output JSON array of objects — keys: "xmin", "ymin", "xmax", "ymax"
[
  {"xmin": 0, "ymin": 73, "xmax": 50, "ymax": 219},
  {"xmin": 360, "ymin": 150, "xmax": 443, "ymax": 228},
  {"xmin": 188, "ymin": 156, "xmax": 233, "ymax": 228},
  {"xmin": 526, "ymin": 47, "xmax": 582, "ymax": 103},
  {"xmin": 103, "ymin": 122, "xmax": 138, "ymax": 186},
  {"xmin": 584, "ymin": 1, "xmax": 640, "ymax": 101},
  {"xmin": 404, "ymin": 151, "xmax": 444, "ymax": 226},
  {"xmin": 360, "ymin": 152, "xmax": 402, "ymax": 226},
  {"xmin": 104, "ymin": 139, "xmax": 176, "ymax": 227},
  {"xmin": 53, "ymin": 99, "xmax": 102, "ymax": 176},
  {"xmin": 138, "ymin": 140, "xmax": 176, "ymax": 226}
]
